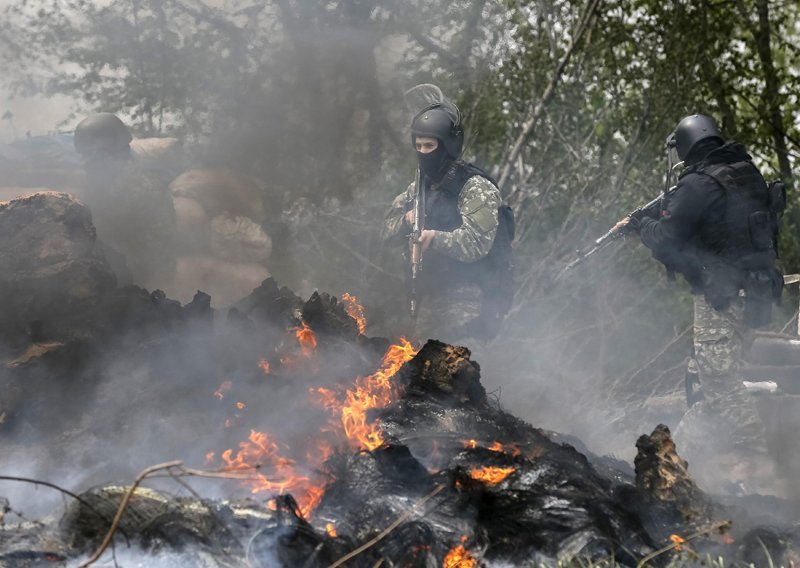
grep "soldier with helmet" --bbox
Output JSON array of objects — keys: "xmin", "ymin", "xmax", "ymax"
[
  {"xmin": 74, "ymin": 113, "xmax": 176, "ymax": 290},
  {"xmin": 617, "ymin": 114, "xmax": 784, "ymax": 494},
  {"xmin": 382, "ymin": 88, "xmax": 513, "ymax": 344}
]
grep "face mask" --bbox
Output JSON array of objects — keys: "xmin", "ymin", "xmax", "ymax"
[{"xmin": 417, "ymin": 145, "xmax": 451, "ymax": 182}]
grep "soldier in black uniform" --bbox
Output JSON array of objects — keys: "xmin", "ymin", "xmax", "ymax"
[{"xmin": 619, "ymin": 114, "xmax": 784, "ymax": 494}]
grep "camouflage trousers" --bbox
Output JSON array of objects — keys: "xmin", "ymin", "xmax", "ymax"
[
  {"xmin": 414, "ymin": 285, "xmax": 481, "ymax": 345},
  {"xmin": 674, "ymin": 294, "xmax": 774, "ymax": 491}
]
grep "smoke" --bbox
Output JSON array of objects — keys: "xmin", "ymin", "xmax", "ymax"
[{"xmin": 1, "ymin": 2, "xmax": 799, "ymax": 563}]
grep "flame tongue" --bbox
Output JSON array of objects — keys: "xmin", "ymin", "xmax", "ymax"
[
  {"xmin": 341, "ymin": 293, "xmax": 367, "ymax": 334},
  {"xmin": 469, "ymin": 466, "xmax": 516, "ymax": 485},
  {"xmin": 295, "ymin": 321, "xmax": 318, "ymax": 357},
  {"xmin": 339, "ymin": 337, "xmax": 416, "ymax": 451},
  {"xmin": 220, "ymin": 430, "xmax": 325, "ymax": 518},
  {"xmin": 444, "ymin": 535, "xmax": 477, "ymax": 568}
]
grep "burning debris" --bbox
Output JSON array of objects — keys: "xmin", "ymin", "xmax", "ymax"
[
  {"xmin": 6, "ymin": 317, "xmax": 791, "ymax": 567},
  {"xmin": 1, "ymin": 200, "xmax": 799, "ymax": 566}
]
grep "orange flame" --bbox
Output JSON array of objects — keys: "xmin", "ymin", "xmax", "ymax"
[
  {"xmin": 489, "ymin": 440, "xmax": 522, "ymax": 457},
  {"xmin": 341, "ymin": 293, "xmax": 367, "ymax": 334},
  {"xmin": 463, "ymin": 439, "xmax": 479, "ymax": 449},
  {"xmin": 326, "ymin": 522, "xmax": 338, "ymax": 538},
  {"xmin": 295, "ymin": 321, "xmax": 318, "ymax": 357},
  {"xmin": 236, "ymin": 401, "xmax": 246, "ymax": 410},
  {"xmin": 444, "ymin": 535, "xmax": 477, "ymax": 568},
  {"xmin": 670, "ymin": 534, "xmax": 685, "ymax": 551},
  {"xmin": 340, "ymin": 338, "xmax": 416, "ymax": 451},
  {"xmin": 214, "ymin": 380, "xmax": 232, "ymax": 400},
  {"xmin": 258, "ymin": 359, "xmax": 271, "ymax": 375},
  {"xmin": 469, "ymin": 466, "xmax": 516, "ymax": 486},
  {"xmin": 205, "ymin": 452, "xmax": 215, "ymax": 464},
  {"xmin": 221, "ymin": 430, "xmax": 323, "ymax": 518},
  {"xmin": 217, "ymin": 334, "xmax": 415, "ymax": 519}
]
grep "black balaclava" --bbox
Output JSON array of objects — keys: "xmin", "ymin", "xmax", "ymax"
[
  {"xmin": 684, "ymin": 138, "xmax": 724, "ymax": 166},
  {"xmin": 417, "ymin": 143, "xmax": 453, "ymax": 183}
]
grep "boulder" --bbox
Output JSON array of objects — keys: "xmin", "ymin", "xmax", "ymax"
[{"xmin": 0, "ymin": 192, "xmax": 115, "ymax": 342}]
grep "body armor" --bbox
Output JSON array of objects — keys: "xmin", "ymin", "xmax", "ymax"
[
  {"xmin": 674, "ymin": 144, "xmax": 782, "ymax": 325},
  {"xmin": 414, "ymin": 161, "xmax": 514, "ymax": 302}
]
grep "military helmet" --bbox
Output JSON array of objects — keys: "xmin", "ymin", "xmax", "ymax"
[
  {"xmin": 410, "ymin": 103, "xmax": 464, "ymax": 158},
  {"xmin": 670, "ymin": 114, "xmax": 723, "ymax": 160},
  {"xmin": 74, "ymin": 112, "xmax": 132, "ymax": 157}
]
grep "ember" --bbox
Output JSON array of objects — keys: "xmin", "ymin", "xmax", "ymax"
[
  {"xmin": 326, "ymin": 522, "xmax": 337, "ymax": 537},
  {"xmin": 258, "ymin": 358, "xmax": 271, "ymax": 374},
  {"xmin": 341, "ymin": 292, "xmax": 367, "ymax": 334},
  {"xmin": 670, "ymin": 534, "xmax": 685, "ymax": 551},
  {"xmin": 468, "ymin": 465, "xmax": 516, "ymax": 485},
  {"xmin": 444, "ymin": 536, "xmax": 477, "ymax": 568}
]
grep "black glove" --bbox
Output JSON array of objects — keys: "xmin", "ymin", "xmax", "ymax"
[{"xmin": 625, "ymin": 210, "xmax": 646, "ymax": 232}]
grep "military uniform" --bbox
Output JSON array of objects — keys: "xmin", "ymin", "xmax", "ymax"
[
  {"xmin": 631, "ymin": 120, "xmax": 782, "ymax": 492},
  {"xmin": 383, "ymin": 166, "xmax": 502, "ymax": 343},
  {"xmin": 84, "ymin": 158, "xmax": 176, "ymax": 291},
  {"xmin": 74, "ymin": 113, "xmax": 177, "ymax": 291}
]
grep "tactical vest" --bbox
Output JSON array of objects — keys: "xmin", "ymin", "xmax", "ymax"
[
  {"xmin": 415, "ymin": 161, "xmax": 514, "ymax": 312},
  {"xmin": 676, "ymin": 151, "xmax": 782, "ymax": 324}
]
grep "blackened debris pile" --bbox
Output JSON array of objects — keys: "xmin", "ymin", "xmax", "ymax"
[{"xmin": 5, "ymin": 336, "xmax": 776, "ymax": 567}]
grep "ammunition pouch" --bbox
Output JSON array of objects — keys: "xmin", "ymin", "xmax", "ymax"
[
  {"xmin": 743, "ymin": 268, "xmax": 783, "ymax": 328},
  {"xmin": 748, "ymin": 210, "xmax": 773, "ymax": 251}
]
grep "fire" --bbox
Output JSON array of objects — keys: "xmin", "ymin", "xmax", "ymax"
[
  {"xmin": 339, "ymin": 338, "xmax": 417, "ymax": 450},
  {"xmin": 309, "ymin": 337, "xmax": 416, "ymax": 451},
  {"xmin": 489, "ymin": 440, "xmax": 521, "ymax": 457},
  {"xmin": 670, "ymin": 534, "xmax": 685, "ymax": 551},
  {"xmin": 216, "ymin": 315, "xmax": 416, "ymax": 520},
  {"xmin": 258, "ymin": 359, "xmax": 271, "ymax": 375},
  {"xmin": 294, "ymin": 321, "xmax": 317, "ymax": 357},
  {"xmin": 220, "ymin": 429, "xmax": 324, "ymax": 518},
  {"xmin": 213, "ymin": 380, "xmax": 232, "ymax": 400},
  {"xmin": 341, "ymin": 292, "xmax": 367, "ymax": 334},
  {"xmin": 236, "ymin": 401, "xmax": 246, "ymax": 410},
  {"xmin": 326, "ymin": 522, "xmax": 337, "ymax": 538},
  {"xmin": 469, "ymin": 466, "xmax": 516, "ymax": 486},
  {"xmin": 444, "ymin": 535, "xmax": 476, "ymax": 568},
  {"xmin": 463, "ymin": 439, "xmax": 478, "ymax": 449},
  {"xmin": 205, "ymin": 452, "xmax": 215, "ymax": 464}
]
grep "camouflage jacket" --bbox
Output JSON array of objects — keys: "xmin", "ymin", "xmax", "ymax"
[{"xmin": 382, "ymin": 174, "xmax": 501, "ymax": 264}]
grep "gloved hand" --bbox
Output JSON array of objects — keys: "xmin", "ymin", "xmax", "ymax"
[{"xmin": 625, "ymin": 209, "xmax": 647, "ymax": 232}]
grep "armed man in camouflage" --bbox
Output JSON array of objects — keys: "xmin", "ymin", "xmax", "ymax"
[
  {"xmin": 74, "ymin": 113, "xmax": 176, "ymax": 291},
  {"xmin": 617, "ymin": 114, "xmax": 784, "ymax": 494},
  {"xmin": 382, "ymin": 94, "xmax": 513, "ymax": 344}
]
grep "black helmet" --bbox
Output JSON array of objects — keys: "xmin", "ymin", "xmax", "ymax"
[
  {"xmin": 74, "ymin": 113, "xmax": 132, "ymax": 157},
  {"xmin": 670, "ymin": 114, "xmax": 723, "ymax": 160},
  {"xmin": 410, "ymin": 103, "xmax": 464, "ymax": 158}
]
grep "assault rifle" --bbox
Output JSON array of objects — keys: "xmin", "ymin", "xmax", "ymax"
[
  {"xmin": 561, "ymin": 188, "xmax": 675, "ymax": 274},
  {"xmin": 409, "ymin": 167, "xmax": 424, "ymax": 317},
  {"xmin": 562, "ymin": 149, "xmax": 684, "ymax": 276}
]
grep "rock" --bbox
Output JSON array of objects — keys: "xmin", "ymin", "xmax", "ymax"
[
  {"xmin": 210, "ymin": 213, "xmax": 271, "ymax": 264},
  {"xmin": 0, "ymin": 192, "xmax": 116, "ymax": 343},
  {"xmin": 169, "ymin": 168, "xmax": 267, "ymax": 220}
]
